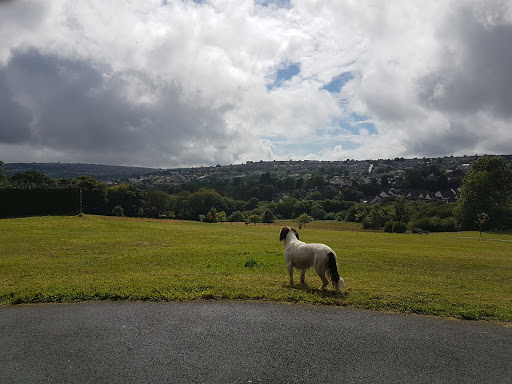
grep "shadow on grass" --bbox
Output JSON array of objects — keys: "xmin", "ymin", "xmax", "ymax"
[{"xmin": 281, "ymin": 283, "xmax": 349, "ymax": 298}]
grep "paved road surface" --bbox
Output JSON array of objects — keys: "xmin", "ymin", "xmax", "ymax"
[{"xmin": 1, "ymin": 301, "xmax": 511, "ymax": 383}]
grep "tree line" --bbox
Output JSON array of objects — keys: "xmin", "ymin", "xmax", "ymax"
[{"xmin": 1, "ymin": 157, "xmax": 511, "ymax": 231}]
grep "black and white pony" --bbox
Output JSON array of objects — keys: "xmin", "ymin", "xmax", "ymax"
[{"xmin": 279, "ymin": 226, "xmax": 345, "ymax": 291}]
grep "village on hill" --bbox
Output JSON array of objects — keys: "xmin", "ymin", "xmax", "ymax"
[
  {"xmin": 128, "ymin": 155, "xmax": 494, "ymax": 204},
  {"xmin": 4, "ymin": 155, "xmax": 511, "ymax": 207}
]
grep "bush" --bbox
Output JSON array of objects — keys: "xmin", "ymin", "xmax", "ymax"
[
  {"xmin": 442, "ymin": 217, "xmax": 457, "ymax": 232},
  {"xmin": 0, "ymin": 186, "xmax": 80, "ymax": 218},
  {"xmin": 411, "ymin": 217, "xmax": 457, "ymax": 232},
  {"xmin": 363, "ymin": 217, "xmax": 381, "ymax": 230},
  {"xmin": 311, "ymin": 204, "xmax": 326, "ymax": 220},
  {"xmin": 112, "ymin": 205, "xmax": 124, "ymax": 217},
  {"xmin": 392, "ymin": 221, "xmax": 407, "ymax": 233},
  {"xmin": 383, "ymin": 220, "xmax": 407, "ymax": 233},
  {"xmin": 415, "ymin": 202, "xmax": 455, "ymax": 220},
  {"xmin": 345, "ymin": 203, "xmax": 368, "ymax": 222}
]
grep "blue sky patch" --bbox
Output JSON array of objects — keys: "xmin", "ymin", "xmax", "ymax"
[
  {"xmin": 277, "ymin": 62, "xmax": 300, "ymax": 81},
  {"xmin": 266, "ymin": 62, "xmax": 301, "ymax": 90},
  {"xmin": 330, "ymin": 114, "xmax": 377, "ymax": 135},
  {"xmin": 322, "ymin": 72, "xmax": 353, "ymax": 93},
  {"xmin": 350, "ymin": 113, "xmax": 377, "ymax": 134},
  {"xmin": 328, "ymin": 120, "xmax": 360, "ymax": 135},
  {"xmin": 273, "ymin": 140, "xmax": 362, "ymax": 158},
  {"xmin": 255, "ymin": 0, "xmax": 292, "ymax": 9},
  {"xmin": 168, "ymin": 1, "xmax": 206, "ymax": 6},
  {"xmin": 263, "ymin": 135, "xmax": 361, "ymax": 158}
]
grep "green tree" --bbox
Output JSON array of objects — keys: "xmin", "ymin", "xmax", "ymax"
[
  {"xmin": 455, "ymin": 156, "xmax": 512, "ymax": 230},
  {"xmin": 11, "ymin": 171, "xmax": 55, "ymax": 185},
  {"xmin": 345, "ymin": 203, "xmax": 369, "ymax": 222},
  {"xmin": 311, "ymin": 204, "xmax": 326, "ymax": 220},
  {"xmin": 358, "ymin": 182, "xmax": 381, "ymax": 197},
  {"xmin": 216, "ymin": 211, "xmax": 227, "ymax": 223},
  {"xmin": 393, "ymin": 197, "xmax": 411, "ymax": 223},
  {"xmin": 107, "ymin": 184, "xmax": 146, "ymax": 217},
  {"xmin": 188, "ymin": 188, "xmax": 221, "ymax": 219},
  {"xmin": 228, "ymin": 210, "xmax": 244, "ymax": 223},
  {"xmin": 342, "ymin": 188, "xmax": 364, "ymax": 202},
  {"xmin": 275, "ymin": 198, "xmax": 297, "ymax": 219},
  {"xmin": 246, "ymin": 197, "xmax": 259, "ymax": 210},
  {"xmin": 248, "ymin": 214, "xmax": 262, "ymax": 226},
  {"xmin": 262, "ymin": 210, "xmax": 275, "ymax": 225},
  {"xmin": 322, "ymin": 198, "xmax": 353, "ymax": 214},
  {"xmin": 305, "ymin": 174, "xmax": 325, "ymax": 189},
  {"xmin": 0, "ymin": 161, "xmax": 10, "ymax": 187},
  {"xmin": 145, "ymin": 190, "xmax": 171, "ymax": 217},
  {"xmin": 207, "ymin": 207, "xmax": 218, "ymax": 222},
  {"xmin": 297, "ymin": 213, "xmax": 313, "ymax": 229},
  {"xmin": 363, "ymin": 205, "xmax": 386, "ymax": 229},
  {"xmin": 261, "ymin": 184, "xmax": 275, "ymax": 201},
  {"xmin": 76, "ymin": 176, "xmax": 108, "ymax": 215},
  {"xmin": 305, "ymin": 191, "xmax": 323, "ymax": 200},
  {"xmin": 259, "ymin": 171, "xmax": 275, "ymax": 185},
  {"xmin": 112, "ymin": 205, "xmax": 124, "ymax": 217}
]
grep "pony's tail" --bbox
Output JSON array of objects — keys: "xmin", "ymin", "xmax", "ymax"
[{"xmin": 327, "ymin": 252, "xmax": 344, "ymax": 291}]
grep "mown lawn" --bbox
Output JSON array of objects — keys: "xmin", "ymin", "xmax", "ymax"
[{"xmin": 1, "ymin": 215, "xmax": 511, "ymax": 322}]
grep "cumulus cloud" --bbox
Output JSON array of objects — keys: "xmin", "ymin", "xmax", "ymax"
[
  {"xmin": 0, "ymin": 0, "xmax": 511, "ymax": 167},
  {"xmin": 0, "ymin": 48, "xmax": 247, "ymax": 166},
  {"xmin": 419, "ymin": 5, "xmax": 512, "ymax": 118},
  {"xmin": 334, "ymin": 0, "xmax": 512, "ymax": 160}
]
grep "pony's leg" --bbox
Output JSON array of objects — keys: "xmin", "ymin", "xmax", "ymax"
[
  {"xmin": 316, "ymin": 265, "xmax": 329, "ymax": 290},
  {"xmin": 288, "ymin": 266, "xmax": 294, "ymax": 285},
  {"xmin": 300, "ymin": 269, "xmax": 306, "ymax": 284},
  {"xmin": 319, "ymin": 274, "xmax": 329, "ymax": 290}
]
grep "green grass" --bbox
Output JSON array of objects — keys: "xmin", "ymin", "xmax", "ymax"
[{"xmin": 1, "ymin": 215, "xmax": 511, "ymax": 322}]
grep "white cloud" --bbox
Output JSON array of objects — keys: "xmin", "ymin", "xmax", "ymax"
[{"xmin": 0, "ymin": 0, "xmax": 511, "ymax": 167}]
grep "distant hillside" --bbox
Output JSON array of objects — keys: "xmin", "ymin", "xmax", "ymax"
[
  {"xmin": 4, "ymin": 155, "xmax": 511, "ymax": 184},
  {"xmin": 4, "ymin": 163, "xmax": 158, "ymax": 182}
]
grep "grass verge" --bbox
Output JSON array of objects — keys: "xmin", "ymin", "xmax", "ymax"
[{"xmin": 1, "ymin": 215, "xmax": 511, "ymax": 322}]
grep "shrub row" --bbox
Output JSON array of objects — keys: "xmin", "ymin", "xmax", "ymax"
[
  {"xmin": 410, "ymin": 217, "xmax": 457, "ymax": 232},
  {"xmin": 0, "ymin": 186, "xmax": 81, "ymax": 218},
  {"xmin": 383, "ymin": 221, "xmax": 407, "ymax": 233}
]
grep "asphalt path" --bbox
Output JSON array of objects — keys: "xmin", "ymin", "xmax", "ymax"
[{"xmin": 1, "ymin": 301, "xmax": 511, "ymax": 384}]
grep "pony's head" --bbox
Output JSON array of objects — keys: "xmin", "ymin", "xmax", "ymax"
[
  {"xmin": 332, "ymin": 277, "xmax": 345, "ymax": 292},
  {"xmin": 279, "ymin": 226, "xmax": 299, "ymax": 241}
]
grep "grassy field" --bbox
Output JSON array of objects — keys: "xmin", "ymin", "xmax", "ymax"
[{"xmin": 1, "ymin": 215, "xmax": 511, "ymax": 322}]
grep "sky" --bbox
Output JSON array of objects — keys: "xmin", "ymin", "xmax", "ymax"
[{"xmin": 1, "ymin": 0, "xmax": 511, "ymax": 168}]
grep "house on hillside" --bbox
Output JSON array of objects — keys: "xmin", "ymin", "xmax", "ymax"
[{"xmin": 370, "ymin": 188, "xmax": 460, "ymax": 204}]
